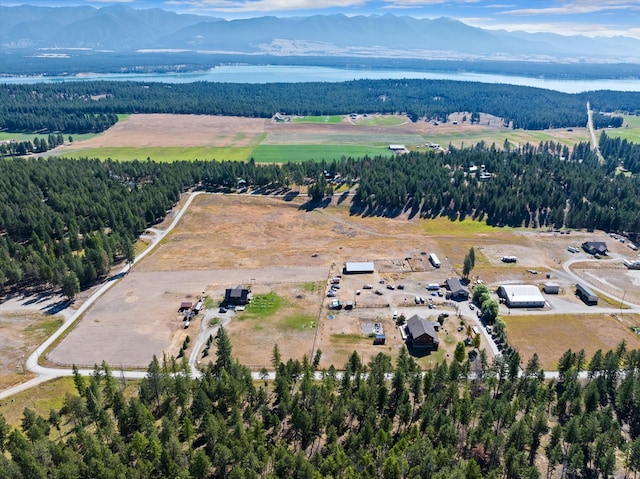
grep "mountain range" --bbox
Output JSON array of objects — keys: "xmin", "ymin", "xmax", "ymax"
[{"xmin": 2, "ymin": 4, "xmax": 640, "ymax": 63}]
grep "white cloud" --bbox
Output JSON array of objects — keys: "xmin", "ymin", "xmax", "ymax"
[
  {"xmin": 381, "ymin": 0, "xmax": 481, "ymax": 4},
  {"xmin": 462, "ymin": 18, "xmax": 640, "ymax": 39},
  {"xmin": 502, "ymin": 1, "xmax": 640, "ymax": 16}
]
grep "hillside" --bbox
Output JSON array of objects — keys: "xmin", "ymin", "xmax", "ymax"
[{"xmin": 2, "ymin": 5, "xmax": 640, "ymax": 63}]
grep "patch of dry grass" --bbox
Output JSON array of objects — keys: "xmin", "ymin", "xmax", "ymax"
[{"xmin": 505, "ymin": 313, "xmax": 640, "ymax": 370}]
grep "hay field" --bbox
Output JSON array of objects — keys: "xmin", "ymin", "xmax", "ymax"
[
  {"xmin": 506, "ymin": 313, "xmax": 640, "ymax": 370},
  {"xmin": 46, "ymin": 112, "xmax": 595, "ymax": 162}
]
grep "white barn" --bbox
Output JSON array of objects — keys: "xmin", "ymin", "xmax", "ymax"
[
  {"xmin": 498, "ymin": 285, "xmax": 546, "ymax": 308},
  {"xmin": 344, "ymin": 262, "xmax": 375, "ymax": 274}
]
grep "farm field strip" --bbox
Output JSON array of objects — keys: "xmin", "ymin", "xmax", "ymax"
[
  {"xmin": 249, "ymin": 144, "xmax": 392, "ymax": 162},
  {"xmin": 24, "ymin": 112, "xmax": 612, "ymax": 163},
  {"xmin": 292, "ymin": 115, "xmax": 343, "ymax": 124},
  {"xmin": 56, "ymin": 146, "xmax": 253, "ymax": 162}
]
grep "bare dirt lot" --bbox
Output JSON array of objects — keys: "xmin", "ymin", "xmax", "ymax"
[
  {"xmin": 42, "ymin": 193, "xmax": 640, "ymax": 372},
  {"xmin": 55, "ymin": 114, "xmax": 269, "ymax": 150}
]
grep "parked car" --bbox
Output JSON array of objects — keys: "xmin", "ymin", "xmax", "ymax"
[
  {"xmin": 219, "ymin": 307, "xmax": 227, "ymax": 313},
  {"xmin": 437, "ymin": 290, "xmax": 443, "ymax": 296},
  {"xmin": 375, "ymin": 290, "xmax": 383, "ymax": 296},
  {"xmin": 469, "ymin": 304, "xmax": 475, "ymax": 310},
  {"xmin": 386, "ymin": 284, "xmax": 395, "ymax": 290},
  {"xmin": 397, "ymin": 284, "xmax": 405, "ymax": 290},
  {"xmin": 363, "ymin": 284, "xmax": 373, "ymax": 289}
]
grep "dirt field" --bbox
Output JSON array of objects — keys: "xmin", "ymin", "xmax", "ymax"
[
  {"xmin": 42, "ymin": 193, "xmax": 640, "ymax": 372},
  {"xmin": 0, "ymin": 294, "xmax": 70, "ymax": 389}
]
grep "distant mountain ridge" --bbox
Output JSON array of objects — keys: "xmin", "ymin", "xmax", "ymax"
[{"xmin": 2, "ymin": 4, "xmax": 640, "ymax": 63}]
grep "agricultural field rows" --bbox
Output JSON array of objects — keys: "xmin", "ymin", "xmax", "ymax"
[{"xmin": 30, "ymin": 111, "xmax": 630, "ymax": 162}]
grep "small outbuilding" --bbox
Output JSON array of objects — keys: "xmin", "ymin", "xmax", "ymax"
[
  {"xmin": 224, "ymin": 286, "xmax": 252, "ymax": 306},
  {"xmin": 445, "ymin": 278, "xmax": 470, "ymax": 300},
  {"xmin": 498, "ymin": 285, "xmax": 546, "ymax": 308},
  {"xmin": 373, "ymin": 334, "xmax": 386, "ymax": 345},
  {"xmin": 405, "ymin": 314, "xmax": 440, "ymax": 351},
  {"xmin": 576, "ymin": 283, "xmax": 598, "ymax": 305},
  {"xmin": 388, "ymin": 144, "xmax": 407, "ymax": 152},
  {"xmin": 344, "ymin": 262, "xmax": 375, "ymax": 274},
  {"xmin": 582, "ymin": 241, "xmax": 608, "ymax": 255},
  {"xmin": 178, "ymin": 301, "xmax": 192, "ymax": 312},
  {"xmin": 543, "ymin": 283, "xmax": 560, "ymax": 294}
]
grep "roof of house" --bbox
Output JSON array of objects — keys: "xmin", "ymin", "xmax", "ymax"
[
  {"xmin": 225, "ymin": 287, "xmax": 250, "ymax": 300},
  {"xmin": 582, "ymin": 241, "xmax": 608, "ymax": 253},
  {"xmin": 446, "ymin": 277, "xmax": 470, "ymax": 295},
  {"xmin": 406, "ymin": 314, "xmax": 439, "ymax": 343},
  {"xmin": 180, "ymin": 301, "xmax": 192, "ymax": 308}
]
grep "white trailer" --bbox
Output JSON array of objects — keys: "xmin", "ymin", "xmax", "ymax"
[{"xmin": 429, "ymin": 253, "xmax": 441, "ymax": 268}]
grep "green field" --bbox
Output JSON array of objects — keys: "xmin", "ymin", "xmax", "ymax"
[
  {"xmin": 249, "ymin": 144, "xmax": 392, "ymax": 162},
  {"xmin": 55, "ymin": 146, "xmax": 253, "ymax": 162},
  {"xmin": 421, "ymin": 128, "xmax": 590, "ymax": 150},
  {"xmin": 604, "ymin": 115, "xmax": 640, "ymax": 143},
  {"xmin": 355, "ymin": 115, "xmax": 408, "ymax": 126},
  {"xmin": 421, "ymin": 216, "xmax": 508, "ymax": 236},
  {"xmin": 0, "ymin": 132, "xmax": 99, "ymax": 142},
  {"xmin": 293, "ymin": 115, "xmax": 343, "ymax": 124}
]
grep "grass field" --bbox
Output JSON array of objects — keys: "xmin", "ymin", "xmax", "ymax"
[
  {"xmin": 604, "ymin": 115, "xmax": 640, "ymax": 143},
  {"xmin": 0, "ymin": 376, "xmax": 140, "ymax": 428},
  {"xmin": 249, "ymin": 144, "xmax": 392, "ymax": 162},
  {"xmin": 56, "ymin": 146, "xmax": 253, "ymax": 162},
  {"xmin": 0, "ymin": 132, "xmax": 99, "ymax": 143},
  {"xmin": 421, "ymin": 128, "xmax": 590, "ymax": 150},
  {"xmin": 505, "ymin": 313, "xmax": 640, "ymax": 370},
  {"xmin": 421, "ymin": 216, "xmax": 509, "ymax": 237},
  {"xmin": 293, "ymin": 115, "xmax": 343, "ymax": 124},
  {"xmin": 355, "ymin": 115, "xmax": 409, "ymax": 126}
]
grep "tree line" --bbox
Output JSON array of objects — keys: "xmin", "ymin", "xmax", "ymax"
[
  {"xmin": 1, "ymin": 329, "xmax": 640, "ymax": 478},
  {"xmin": 0, "ymin": 133, "xmax": 67, "ymax": 157},
  {"xmin": 2, "ymin": 80, "xmax": 638, "ymax": 134},
  {"xmin": 351, "ymin": 140, "xmax": 640, "ymax": 234},
  {"xmin": 599, "ymin": 131, "xmax": 640, "ymax": 174}
]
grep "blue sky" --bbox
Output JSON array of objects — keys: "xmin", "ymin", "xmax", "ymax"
[{"xmin": 8, "ymin": 0, "xmax": 640, "ymax": 39}]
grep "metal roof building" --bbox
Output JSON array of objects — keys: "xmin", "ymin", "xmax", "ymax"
[
  {"xmin": 498, "ymin": 285, "xmax": 546, "ymax": 308},
  {"xmin": 576, "ymin": 283, "xmax": 598, "ymax": 305},
  {"xmin": 344, "ymin": 262, "xmax": 375, "ymax": 274}
]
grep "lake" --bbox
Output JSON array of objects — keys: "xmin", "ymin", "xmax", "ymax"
[{"xmin": 3, "ymin": 64, "xmax": 640, "ymax": 94}]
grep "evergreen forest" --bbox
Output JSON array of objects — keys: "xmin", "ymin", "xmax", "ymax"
[
  {"xmin": 1, "ymin": 133, "xmax": 640, "ymax": 296},
  {"xmin": 0, "ymin": 79, "xmax": 636, "ymax": 133},
  {"xmin": 2, "ymin": 330, "xmax": 640, "ymax": 478}
]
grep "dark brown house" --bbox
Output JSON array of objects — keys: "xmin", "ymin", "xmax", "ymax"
[
  {"xmin": 582, "ymin": 241, "xmax": 608, "ymax": 255},
  {"xmin": 224, "ymin": 286, "xmax": 251, "ymax": 306},
  {"xmin": 405, "ymin": 314, "xmax": 440, "ymax": 350},
  {"xmin": 445, "ymin": 277, "xmax": 470, "ymax": 300}
]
